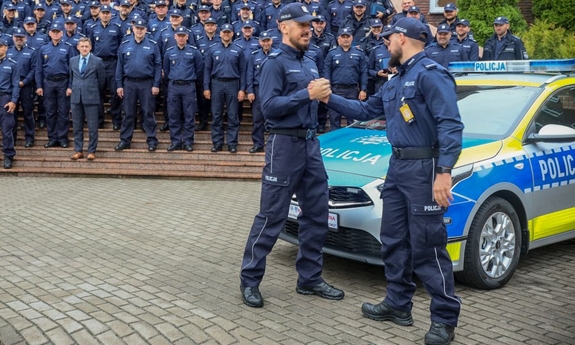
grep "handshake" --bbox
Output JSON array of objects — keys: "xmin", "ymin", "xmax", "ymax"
[{"xmin": 307, "ymin": 78, "xmax": 332, "ymax": 104}]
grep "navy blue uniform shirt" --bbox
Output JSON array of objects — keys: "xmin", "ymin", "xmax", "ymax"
[
  {"xmin": 367, "ymin": 43, "xmax": 390, "ymax": 78},
  {"xmin": 259, "ymin": 43, "xmax": 321, "ymax": 129},
  {"xmin": 451, "ymin": 35, "xmax": 479, "ymax": 61},
  {"xmin": 483, "ymin": 32, "xmax": 528, "ymax": 61},
  {"xmin": 25, "ymin": 32, "xmax": 49, "ymax": 50},
  {"xmin": 425, "ymin": 41, "xmax": 468, "ymax": 68},
  {"xmin": 326, "ymin": 51, "xmax": 463, "ymax": 168},
  {"xmin": 324, "ymin": 45, "xmax": 368, "ymax": 90},
  {"xmin": 163, "ymin": 44, "xmax": 204, "ymax": 81},
  {"xmin": 35, "ymin": 39, "xmax": 76, "ymax": 88},
  {"xmin": 196, "ymin": 34, "xmax": 221, "ymax": 55},
  {"xmin": 89, "ymin": 21, "xmax": 123, "ymax": 57},
  {"xmin": 246, "ymin": 47, "xmax": 270, "ymax": 94},
  {"xmin": 7, "ymin": 45, "xmax": 36, "ymax": 86},
  {"xmin": 203, "ymin": 41, "xmax": 247, "ymax": 91},
  {"xmin": 115, "ymin": 35, "xmax": 162, "ymax": 88},
  {"xmin": 0, "ymin": 56, "xmax": 20, "ymax": 103}
]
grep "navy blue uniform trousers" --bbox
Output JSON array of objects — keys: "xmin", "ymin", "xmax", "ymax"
[
  {"xmin": 250, "ymin": 85, "xmax": 264, "ymax": 148},
  {"xmin": 167, "ymin": 82, "xmax": 197, "ymax": 146},
  {"xmin": 0, "ymin": 93, "xmax": 16, "ymax": 158},
  {"xmin": 43, "ymin": 78, "xmax": 70, "ymax": 144},
  {"xmin": 210, "ymin": 78, "xmax": 240, "ymax": 146},
  {"xmin": 330, "ymin": 85, "xmax": 359, "ymax": 130},
  {"xmin": 120, "ymin": 79, "xmax": 158, "ymax": 146},
  {"xmin": 16, "ymin": 83, "xmax": 35, "ymax": 142},
  {"xmin": 381, "ymin": 156, "xmax": 461, "ymax": 327},
  {"xmin": 240, "ymin": 134, "xmax": 329, "ymax": 288},
  {"xmin": 100, "ymin": 59, "xmax": 122, "ymax": 127}
]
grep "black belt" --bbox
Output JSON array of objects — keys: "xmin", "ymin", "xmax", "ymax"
[
  {"xmin": 215, "ymin": 77, "xmax": 238, "ymax": 82},
  {"xmin": 171, "ymin": 80, "xmax": 194, "ymax": 85},
  {"xmin": 269, "ymin": 128, "xmax": 316, "ymax": 140},
  {"xmin": 0, "ymin": 92, "xmax": 10, "ymax": 96},
  {"xmin": 392, "ymin": 147, "xmax": 439, "ymax": 160},
  {"xmin": 100, "ymin": 56, "xmax": 117, "ymax": 61},
  {"xmin": 46, "ymin": 75, "xmax": 68, "ymax": 81},
  {"xmin": 334, "ymin": 84, "xmax": 358, "ymax": 89},
  {"xmin": 126, "ymin": 77, "xmax": 152, "ymax": 82}
]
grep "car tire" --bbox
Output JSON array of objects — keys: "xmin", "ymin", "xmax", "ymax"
[{"xmin": 456, "ymin": 196, "xmax": 522, "ymax": 290}]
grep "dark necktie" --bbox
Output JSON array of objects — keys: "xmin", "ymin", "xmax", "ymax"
[{"xmin": 80, "ymin": 57, "xmax": 87, "ymax": 76}]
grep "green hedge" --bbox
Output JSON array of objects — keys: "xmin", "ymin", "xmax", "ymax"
[
  {"xmin": 519, "ymin": 20, "xmax": 575, "ymax": 59},
  {"xmin": 532, "ymin": 0, "xmax": 575, "ymax": 32}
]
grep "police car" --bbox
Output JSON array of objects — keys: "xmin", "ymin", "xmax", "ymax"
[{"xmin": 280, "ymin": 59, "xmax": 575, "ymax": 290}]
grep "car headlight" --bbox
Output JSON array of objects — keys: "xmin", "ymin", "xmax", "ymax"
[{"xmin": 292, "ymin": 187, "xmax": 374, "ymax": 209}]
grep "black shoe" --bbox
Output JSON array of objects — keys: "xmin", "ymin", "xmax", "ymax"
[
  {"xmin": 228, "ymin": 144, "xmax": 237, "ymax": 153},
  {"xmin": 167, "ymin": 143, "xmax": 182, "ymax": 151},
  {"xmin": 114, "ymin": 142, "xmax": 130, "ymax": 151},
  {"xmin": 25, "ymin": 141, "xmax": 34, "ymax": 148},
  {"xmin": 113, "ymin": 124, "xmax": 121, "ymax": 131},
  {"xmin": 197, "ymin": 123, "xmax": 208, "ymax": 131},
  {"xmin": 4, "ymin": 156, "xmax": 13, "ymax": 169},
  {"xmin": 249, "ymin": 146, "xmax": 263, "ymax": 153},
  {"xmin": 183, "ymin": 144, "xmax": 193, "ymax": 152},
  {"xmin": 361, "ymin": 301, "xmax": 414, "ymax": 326},
  {"xmin": 38, "ymin": 120, "xmax": 46, "ymax": 129},
  {"xmin": 60, "ymin": 142, "xmax": 69, "ymax": 148},
  {"xmin": 44, "ymin": 140, "xmax": 59, "ymax": 148},
  {"xmin": 160, "ymin": 122, "xmax": 169, "ymax": 131},
  {"xmin": 211, "ymin": 144, "xmax": 223, "ymax": 152},
  {"xmin": 425, "ymin": 322, "xmax": 455, "ymax": 345},
  {"xmin": 240, "ymin": 285, "xmax": 263, "ymax": 308},
  {"xmin": 296, "ymin": 281, "xmax": 344, "ymax": 300},
  {"xmin": 148, "ymin": 144, "xmax": 157, "ymax": 152}
]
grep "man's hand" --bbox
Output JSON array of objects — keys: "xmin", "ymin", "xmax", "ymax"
[
  {"xmin": 19, "ymin": 81, "xmax": 24, "ymax": 88},
  {"xmin": 247, "ymin": 93, "xmax": 255, "ymax": 103},
  {"xmin": 238, "ymin": 90, "xmax": 245, "ymax": 102},
  {"xmin": 66, "ymin": 88, "xmax": 72, "ymax": 97},
  {"xmin": 203, "ymin": 90, "xmax": 211, "ymax": 100},
  {"xmin": 377, "ymin": 70, "xmax": 388, "ymax": 78},
  {"xmin": 151, "ymin": 87, "xmax": 160, "ymax": 96},
  {"xmin": 4, "ymin": 101, "xmax": 16, "ymax": 113},
  {"xmin": 117, "ymin": 87, "xmax": 124, "ymax": 98},
  {"xmin": 433, "ymin": 173, "xmax": 453, "ymax": 208},
  {"xmin": 308, "ymin": 78, "xmax": 331, "ymax": 102},
  {"xmin": 358, "ymin": 90, "xmax": 367, "ymax": 101},
  {"xmin": 36, "ymin": 88, "xmax": 43, "ymax": 97}
]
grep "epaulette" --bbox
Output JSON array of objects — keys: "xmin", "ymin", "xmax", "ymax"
[
  {"xmin": 78, "ymin": 33, "xmax": 86, "ymax": 37},
  {"xmin": 268, "ymin": 50, "xmax": 281, "ymax": 58},
  {"xmin": 328, "ymin": 46, "xmax": 338, "ymax": 52},
  {"xmin": 63, "ymin": 41, "xmax": 73, "ymax": 47},
  {"xmin": 120, "ymin": 39, "xmax": 130, "ymax": 45},
  {"xmin": 355, "ymin": 46, "xmax": 363, "ymax": 52},
  {"xmin": 149, "ymin": 39, "xmax": 157, "ymax": 44},
  {"xmin": 188, "ymin": 44, "xmax": 198, "ymax": 50},
  {"xmin": 89, "ymin": 22, "xmax": 98, "ymax": 29},
  {"xmin": 8, "ymin": 58, "xmax": 17, "ymax": 64},
  {"xmin": 424, "ymin": 62, "xmax": 438, "ymax": 70},
  {"xmin": 166, "ymin": 46, "xmax": 175, "ymax": 51},
  {"xmin": 251, "ymin": 49, "xmax": 260, "ymax": 55}
]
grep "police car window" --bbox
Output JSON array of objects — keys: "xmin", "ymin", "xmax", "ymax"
[
  {"xmin": 534, "ymin": 88, "xmax": 575, "ymax": 131},
  {"xmin": 457, "ymin": 85, "xmax": 540, "ymax": 139},
  {"xmin": 350, "ymin": 117, "xmax": 387, "ymax": 130}
]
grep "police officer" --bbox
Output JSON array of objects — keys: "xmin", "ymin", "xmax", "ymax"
[
  {"xmin": 482, "ymin": 16, "xmax": 528, "ymax": 61},
  {"xmin": 438, "ymin": 2, "xmax": 459, "ymax": 36},
  {"xmin": 327, "ymin": 0, "xmax": 352, "ymax": 37},
  {"xmin": 190, "ymin": 5, "xmax": 212, "ymax": 41},
  {"xmin": 231, "ymin": 0, "xmax": 259, "ymax": 24},
  {"xmin": 324, "ymin": 18, "xmax": 463, "ymax": 345},
  {"xmin": 148, "ymin": 0, "xmax": 170, "ymax": 40},
  {"xmin": 163, "ymin": 26, "xmax": 204, "ymax": 151},
  {"xmin": 390, "ymin": 0, "xmax": 427, "ymax": 25},
  {"xmin": 33, "ymin": 4, "xmax": 52, "ymax": 35},
  {"xmin": 90, "ymin": 4, "xmax": 124, "ymax": 130},
  {"xmin": 239, "ymin": 3, "xmax": 344, "ymax": 309},
  {"xmin": 310, "ymin": 15, "xmax": 336, "ymax": 57},
  {"xmin": 113, "ymin": 0, "xmax": 134, "ymax": 36},
  {"xmin": 83, "ymin": 2, "xmax": 101, "ymax": 36},
  {"xmin": 63, "ymin": 16, "xmax": 85, "ymax": 53},
  {"xmin": 195, "ymin": 16, "xmax": 219, "ymax": 131},
  {"xmin": 170, "ymin": 0, "xmax": 195, "ymax": 28},
  {"xmin": 7, "ymin": 28, "xmax": 37, "ymax": 148},
  {"xmin": 53, "ymin": 0, "xmax": 74, "ymax": 28},
  {"xmin": 2, "ymin": 0, "xmax": 31, "ymax": 21},
  {"xmin": 23, "ymin": 17, "xmax": 48, "ymax": 50},
  {"xmin": 341, "ymin": 0, "xmax": 370, "ymax": 47},
  {"xmin": 42, "ymin": 0, "xmax": 61, "ymax": 25},
  {"xmin": 234, "ymin": 21, "xmax": 259, "ymax": 57},
  {"xmin": 203, "ymin": 23, "xmax": 246, "ymax": 153},
  {"xmin": 210, "ymin": 0, "xmax": 231, "ymax": 27},
  {"xmin": 405, "ymin": 6, "xmax": 432, "ymax": 46},
  {"xmin": 0, "ymin": 38, "xmax": 20, "ymax": 169},
  {"xmin": 324, "ymin": 27, "xmax": 367, "ymax": 129},
  {"xmin": 246, "ymin": 30, "xmax": 272, "ymax": 153},
  {"xmin": 425, "ymin": 23, "xmax": 467, "ymax": 68},
  {"xmin": 366, "ymin": 29, "xmax": 390, "ymax": 95},
  {"xmin": 261, "ymin": 0, "xmax": 283, "ymax": 31},
  {"xmin": 1, "ymin": 3, "xmax": 22, "ymax": 35},
  {"xmin": 452, "ymin": 19, "xmax": 478, "ymax": 61},
  {"xmin": 359, "ymin": 18, "xmax": 384, "ymax": 56},
  {"xmin": 232, "ymin": 4, "xmax": 260, "ymax": 38},
  {"xmin": 35, "ymin": 23, "xmax": 77, "ymax": 149},
  {"xmin": 114, "ymin": 19, "xmax": 161, "ymax": 151}
]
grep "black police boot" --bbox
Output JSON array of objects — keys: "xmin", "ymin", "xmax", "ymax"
[
  {"xmin": 240, "ymin": 285, "xmax": 263, "ymax": 308},
  {"xmin": 361, "ymin": 301, "xmax": 414, "ymax": 326},
  {"xmin": 296, "ymin": 281, "xmax": 344, "ymax": 300},
  {"xmin": 424, "ymin": 322, "xmax": 455, "ymax": 345},
  {"xmin": 4, "ymin": 156, "xmax": 13, "ymax": 169},
  {"xmin": 211, "ymin": 143, "xmax": 223, "ymax": 152}
]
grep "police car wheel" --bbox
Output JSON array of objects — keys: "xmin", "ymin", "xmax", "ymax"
[{"xmin": 456, "ymin": 197, "xmax": 522, "ymax": 290}]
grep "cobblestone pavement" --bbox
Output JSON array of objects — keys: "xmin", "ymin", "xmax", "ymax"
[{"xmin": 1, "ymin": 177, "xmax": 574, "ymax": 345}]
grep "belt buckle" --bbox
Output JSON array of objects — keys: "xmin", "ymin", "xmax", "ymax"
[
  {"xmin": 305, "ymin": 129, "xmax": 315, "ymax": 140},
  {"xmin": 392, "ymin": 147, "xmax": 402, "ymax": 158}
]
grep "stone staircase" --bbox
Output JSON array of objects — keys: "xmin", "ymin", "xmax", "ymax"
[{"xmin": 0, "ymin": 104, "xmax": 265, "ymax": 180}]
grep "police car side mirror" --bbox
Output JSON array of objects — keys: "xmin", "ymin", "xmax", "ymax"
[{"xmin": 526, "ymin": 124, "xmax": 575, "ymax": 143}]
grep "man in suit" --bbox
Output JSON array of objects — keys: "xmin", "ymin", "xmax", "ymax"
[{"xmin": 67, "ymin": 37, "xmax": 105, "ymax": 160}]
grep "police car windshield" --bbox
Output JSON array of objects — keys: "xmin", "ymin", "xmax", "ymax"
[
  {"xmin": 456, "ymin": 85, "xmax": 540, "ymax": 139},
  {"xmin": 350, "ymin": 118, "xmax": 387, "ymax": 130}
]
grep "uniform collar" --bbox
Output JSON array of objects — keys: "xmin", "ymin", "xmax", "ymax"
[
  {"xmin": 280, "ymin": 43, "xmax": 305, "ymax": 60},
  {"xmin": 397, "ymin": 51, "xmax": 426, "ymax": 76}
]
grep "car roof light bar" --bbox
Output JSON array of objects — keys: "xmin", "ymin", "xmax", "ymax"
[{"xmin": 448, "ymin": 59, "xmax": 575, "ymax": 74}]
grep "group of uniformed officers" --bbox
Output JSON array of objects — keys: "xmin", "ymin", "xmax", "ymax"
[{"xmin": 0, "ymin": 0, "xmax": 527, "ymax": 168}]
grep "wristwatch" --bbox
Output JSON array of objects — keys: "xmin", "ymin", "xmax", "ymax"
[{"xmin": 436, "ymin": 166, "xmax": 452, "ymax": 174}]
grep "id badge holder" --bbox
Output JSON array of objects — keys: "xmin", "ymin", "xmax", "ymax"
[{"xmin": 399, "ymin": 97, "xmax": 415, "ymax": 124}]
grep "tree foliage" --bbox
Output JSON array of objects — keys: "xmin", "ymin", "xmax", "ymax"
[
  {"xmin": 532, "ymin": 0, "xmax": 575, "ymax": 32},
  {"xmin": 519, "ymin": 20, "xmax": 575, "ymax": 59},
  {"xmin": 457, "ymin": 0, "xmax": 527, "ymax": 46}
]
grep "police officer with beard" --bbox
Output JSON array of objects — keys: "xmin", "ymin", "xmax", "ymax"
[
  {"xmin": 482, "ymin": 16, "xmax": 528, "ymax": 61},
  {"xmin": 324, "ymin": 18, "xmax": 463, "ymax": 345}
]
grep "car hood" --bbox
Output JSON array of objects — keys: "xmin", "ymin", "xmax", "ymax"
[{"xmin": 319, "ymin": 128, "xmax": 501, "ymax": 186}]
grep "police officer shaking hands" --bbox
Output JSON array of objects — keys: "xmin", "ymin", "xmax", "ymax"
[
  {"xmin": 239, "ymin": 3, "xmax": 344, "ymax": 309},
  {"xmin": 323, "ymin": 17, "xmax": 464, "ymax": 345}
]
